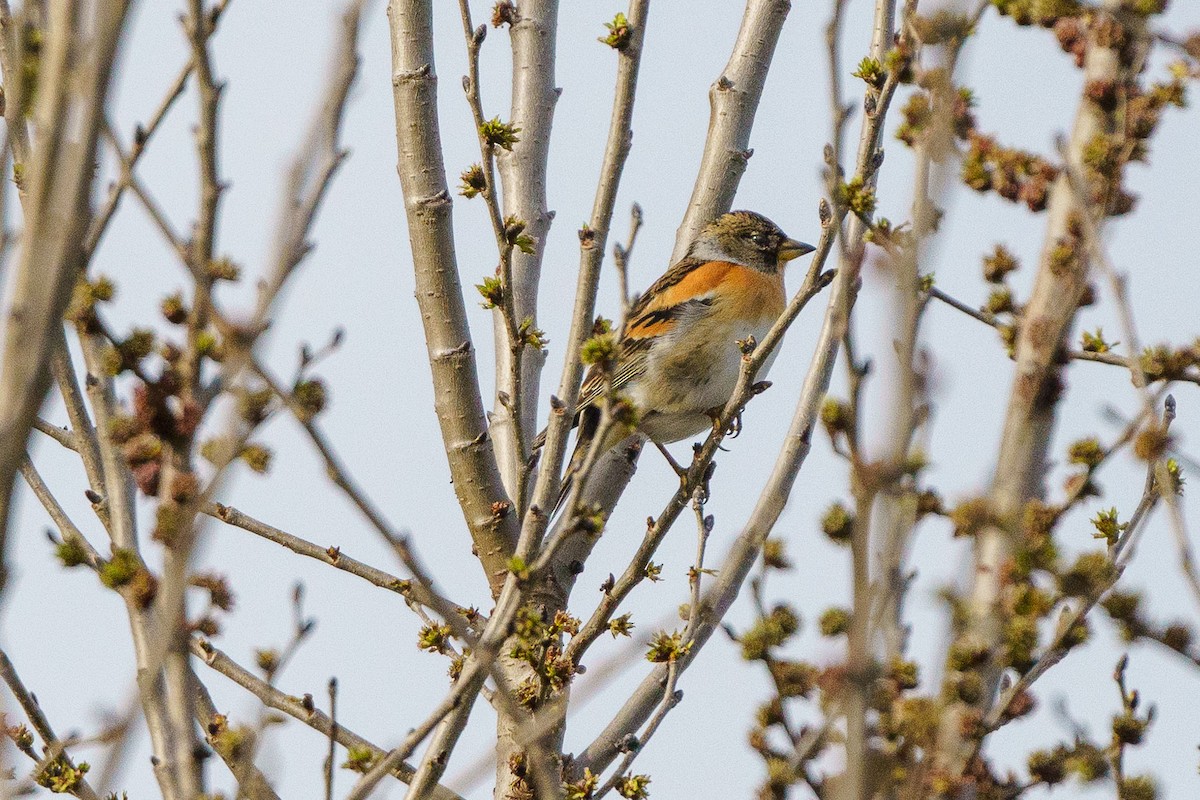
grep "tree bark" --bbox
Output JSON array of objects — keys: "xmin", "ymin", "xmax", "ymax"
[{"xmin": 387, "ymin": 0, "xmax": 519, "ymax": 597}]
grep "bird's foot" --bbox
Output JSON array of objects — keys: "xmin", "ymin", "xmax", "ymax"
[
  {"xmin": 705, "ymin": 405, "xmax": 742, "ymax": 439},
  {"xmin": 727, "ymin": 410, "xmax": 743, "ymax": 438},
  {"xmin": 653, "ymin": 440, "xmax": 689, "ymax": 484}
]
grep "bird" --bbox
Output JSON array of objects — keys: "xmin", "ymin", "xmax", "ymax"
[{"xmin": 548, "ymin": 209, "xmax": 815, "ymax": 513}]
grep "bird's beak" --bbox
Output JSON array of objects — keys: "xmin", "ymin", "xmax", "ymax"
[{"xmin": 778, "ymin": 238, "xmax": 816, "ymax": 262}]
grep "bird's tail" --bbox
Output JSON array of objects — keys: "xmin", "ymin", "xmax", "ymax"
[
  {"xmin": 533, "ymin": 407, "xmax": 632, "ymax": 517},
  {"xmin": 553, "ymin": 406, "xmax": 600, "ymax": 515},
  {"xmin": 528, "ymin": 408, "xmax": 593, "ymax": 516}
]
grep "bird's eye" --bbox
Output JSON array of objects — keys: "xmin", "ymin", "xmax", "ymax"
[{"xmin": 751, "ymin": 232, "xmax": 769, "ymax": 247}]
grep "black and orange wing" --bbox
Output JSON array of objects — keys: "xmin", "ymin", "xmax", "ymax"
[{"xmin": 575, "ymin": 257, "xmax": 732, "ymax": 412}]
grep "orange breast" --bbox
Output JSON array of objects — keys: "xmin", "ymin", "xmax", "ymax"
[
  {"xmin": 625, "ymin": 261, "xmax": 785, "ymax": 342},
  {"xmin": 716, "ymin": 262, "xmax": 786, "ymax": 321},
  {"xmin": 659, "ymin": 261, "xmax": 783, "ymax": 315}
]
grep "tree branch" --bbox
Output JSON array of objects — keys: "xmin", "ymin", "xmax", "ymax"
[
  {"xmin": 671, "ymin": 0, "xmax": 791, "ymax": 261},
  {"xmin": 0, "ymin": 0, "xmax": 132, "ymax": 596},
  {"xmin": 190, "ymin": 637, "xmax": 464, "ymax": 800},
  {"xmin": 490, "ymin": 0, "xmax": 559, "ymax": 501},
  {"xmin": 525, "ymin": 0, "xmax": 649, "ymax": 549},
  {"xmin": 251, "ymin": 0, "xmax": 364, "ymax": 335},
  {"xmin": 935, "ymin": 0, "xmax": 1153, "ymax": 781},
  {"xmin": 0, "ymin": 648, "xmax": 101, "ymax": 800},
  {"xmin": 205, "ymin": 500, "xmax": 478, "ymax": 632},
  {"xmin": 386, "ymin": 0, "xmax": 518, "ymax": 597}
]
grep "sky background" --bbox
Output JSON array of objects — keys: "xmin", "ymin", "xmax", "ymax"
[{"xmin": 4, "ymin": 1, "xmax": 1200, "ymax": 798}]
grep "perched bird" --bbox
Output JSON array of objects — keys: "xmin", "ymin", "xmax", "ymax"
[{"xmin": 553, "ymin": 210, "xmax": 814, "ymax": 511}]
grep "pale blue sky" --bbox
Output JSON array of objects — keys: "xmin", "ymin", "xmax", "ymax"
[{"xmin": 5, "ymin": 1, "xmax": 1200, "ymax": 798}]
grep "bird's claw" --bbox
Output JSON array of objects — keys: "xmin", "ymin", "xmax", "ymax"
[
  {"xmin": 727, "ymin": 411, "xmax": 743, "ymax": 438},
  {"xmin": 706, "ymin": 406, "xmax": 743, "ymax": 439}
]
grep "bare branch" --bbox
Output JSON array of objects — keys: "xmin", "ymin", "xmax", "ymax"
[
  {"xmin": 205, "ymin": 501, "xmax": 476, "ymax": 631},
  {"xmin": 0, "ymin": 648, "xmax": 101, "ymax": 800},
  {"xmin": 490, "ymin": 0, "xmax": 559, "ymax": 499},
  {"xmin": 594, "ymin": 661, "xmax": 680, "ymax": 800},
  {"xmin": 386, "ymin": 0, "xmax": 518, "ymax": 596},
  {"xmin": 190, "ymin": 637, "xmax": 464, "ymax": 800},
  {"xmin": 591, "ymin": 494, "xmax": 710, "ymax": 799},
  {"xmin": 936, "ymin": 0, "xmax": 1154, "ymax": 779},
  {"xmin": 525, "ymin": 0, "xmax": 650, "ymax": 545},
  {"xmin": 251, "ymin": 0, "xmax": 364, "ymax": 333},
  {"xmin": 0, "ymin": 0, "xmax": 132, "ymax": 595},
  {"xmin": 49, "ymin": 336, "xmax": 107, "ymax": 508},
  {"xmin": 18, "ymin": 455, "xmax": 103, "ymax": 569},
  {"xmin": 84, "ymin": 38, "xmax": 201, "ymax": 259},
  {"xmin": 611, "ymin": 203, "xmax": 643, "ymax": 330},
  {"xmin": 325, "ymin": 679, "xmax": 338, "ymax": 800},
  {"xmin": 671, "ymin": 0, "xmax": 791, "ymax": 261}
]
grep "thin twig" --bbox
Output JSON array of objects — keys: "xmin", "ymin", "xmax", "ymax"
[
  {"xmin": 250, "ymin": 0, "xmax": 365, "ymax": 335},
  {"xmin": 611, "ymin": 203, "xmax": 643, "ymax": 339},
  {"xmin": 685, "ymin": 490, "xmax": 712, "ymax": 641},
  {"xmin": 84, "ymin": 25, "xmax": 214, "ymax": 260},
  {"xmin": 594, "ymin": 661, "xmax": 680, "ymax": 800},
  {"xmin": 1057, "ymin": 137, "xmax": 1200, "ymax": 615},
  {"xmin": 18, "ymin": 455, "xmax": 103, "ymax": 569},
  {"xmin": 246, "ymin": 360, "xmax": 469, "ymax": 628},
  {"xmin": 927, "ymin": 286, "xmax": 1200, "ymax": 386},
  {"xmin": 190, "ymin": 637, "xmax": 463, "ymax": 800},
  {"xmin": 0, "ymin": 649, "xmax": 102, "ymax": 800},
  {"xmin": 455, "ymin": 1, "xmax": 528, "ymax": 512},
  {"xmin": 123, "ymin": 157, "xmax": 192, "ymax": 266},
  {"xmin": 205, "ymin": 501, "xmax": 476, "ymax": 629},
  {"xmin": 590, "ymin": 490, "xmax": 713, "ymax": 797},
  {"xmin": 49, "ymin": 338, "xmax": 108, "ymax": 506},
  {"xmin": 325, "ymin": 678, "xmax": 338, "ymax": 800}
]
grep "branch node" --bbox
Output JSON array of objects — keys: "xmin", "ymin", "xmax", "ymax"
[
  {"xmin": 393, "ymin": 64, "xmax": 432, "ymax": 85},
  {"xmin": 414, "ymin": 189, "xmax": 451, "ymax": 209}
]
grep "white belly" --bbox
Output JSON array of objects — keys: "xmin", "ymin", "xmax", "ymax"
[{"xmin": 631, "ymin": 314, "xmax": 778, "ymax": 443}]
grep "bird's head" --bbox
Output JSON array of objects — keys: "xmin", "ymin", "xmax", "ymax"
[{"xmin": 688, "ymin": 210, "xmax": 814, "ymax": 273}]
